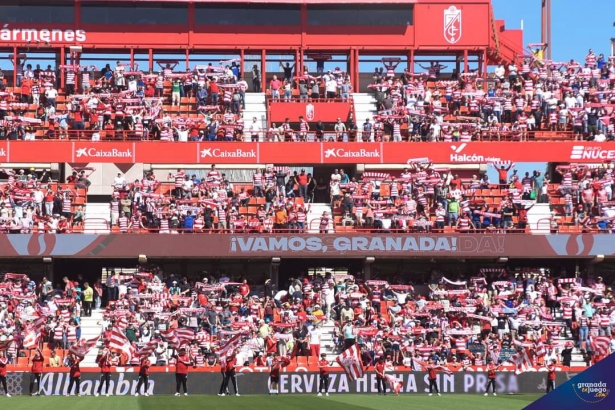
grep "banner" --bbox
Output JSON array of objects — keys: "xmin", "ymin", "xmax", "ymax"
[
  {"xmin": 4, "ymin": 370, "xmax": 569, "ymax": 396},
  {"xmin": 0, "ymin": 233, "xmax": 614, "ymax": 259},
  {"xmin": 2, "ymin": 141, "xmax": 615, "ymax": 164}
]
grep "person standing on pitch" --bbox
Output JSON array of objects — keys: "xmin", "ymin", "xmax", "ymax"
[
  {"xmin": 29, "ymin": 348, "xmax": 44, "ymax": 396},
  {"xmin": 484, "ymin": 358, "xmax": 500, "ymax": 396},
  {"xmin": 375, "ymin": 356, "xmax": 387, "ymax": 395},
  {"xmin": 422, "ymin": 358, "xmax": 450, "ymax": 396},
  {"xmin": 66, "ymin": 354, "xmax": 82, "ymax": 396},
  {"xmin": 269, "ymin": 353, "xmax": 290, "ymax": 395},
  {"xmin": 545, "ymin": 359, "xmax": 557, "ymax": 393},
  {"xmin": 95, "ymin": 348, "xmax": 112, "ymax": 396},
  {"xmin": 0, "ymin": 350, "xmax": 10, "ymax": 397},
  {"xmin": 174, "ymin": 347, "xmax": 191, "ymax": 396},
  {"xmin": 135, "ymin": 356, "xmax": 151, "ymax": 396},
  {"xmin": 317, "ymin": 353, "xmax": 330, "ymax": 396},
  {"xmin": 218, "ymin": 349, "xmax": 239, "ymax": 396}
]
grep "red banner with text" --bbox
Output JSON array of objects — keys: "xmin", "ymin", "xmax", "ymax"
[{"xmin": 3, "ymin": 141, "xmax": 614, "ymax": 165}]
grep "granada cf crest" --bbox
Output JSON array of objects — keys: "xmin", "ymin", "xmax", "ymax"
[
  {"xmin": 306, "ymin": 103, "xmax": 315, "ymax": 121},
  {"xmin": 444, "ymin": 6, "xmax": 462, "ymax": 44}
]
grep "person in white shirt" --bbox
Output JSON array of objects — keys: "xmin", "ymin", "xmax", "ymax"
[
  {"xmin": 113, "ymin": 173, "xmax": 126, "ymax": 190},
  {"xmin": 174, "ymin": 125, "xmax": 189, "ymax": 142},
  {"xmin": 325, "ymin": 79, "xmax": 337, "ymax": 100},
  {"xmin": 248, "ymin": 117, "xmax": 261, "ymax": 142},
  {"xmin": 494, "ymin": 64, "xmax": 505, "ymax": 81}
]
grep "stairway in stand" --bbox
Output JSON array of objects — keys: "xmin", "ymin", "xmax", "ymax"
[
  {"xmin": 241, "ymin": 92, "xmax": 267, "ymax": 141},
  {"xmin": 80, "ymin": 309, "xmax": 106, "ymax": 366},
  {"xmin": 83, "ymin": 203, "xmax": 111, "ymax": 233},
  {"xmin": 306, "ymin": 203, "xmax": 334, "ymax": 234},
  {"xmin": 351, "ymin": 93, "xmax": 378, "ymax": 139}
]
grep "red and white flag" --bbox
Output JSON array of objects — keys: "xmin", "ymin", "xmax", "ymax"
[
  {"xmin": 385, "ymin": 374, "xmax": 403, "ymax": 395},
  {"xmin": 109, "ymin": 327, "xmax": 134, "ymax": 362},
  {"xmin": 175, "ymin": 328, "xmax": 195, "ymax": 345},
  {"xmin": 590, "ymin": 337, "xmax": 610, "ymax": 356},
  {"xmin": 160, "ymin": 329, "xmax": 181, "ymax": 350},
  {"xmin": 69, "ymin": 335, "xmax": 100, "ymax": 358},
  {"xmin": 335, "ymin": 344, "xmax": 365, "ymax": 381},
  {"xmin": 216, "ymin": 334, "xmax": 242, "ymax": 358},
  {"xmin": 508, "ymin": 348, "xmax": 532, "ymax": 375},
  {"xmin": 22, "ymin": 329, "xmax": 40, "ymax": 349},
  {"xmin": 137, "ymin": 340, "xmax": 158, "ymax": 358}
]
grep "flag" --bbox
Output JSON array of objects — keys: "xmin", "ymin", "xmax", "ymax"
[
  {"xmin": 385, "ymin": 374, "xmax": 403, "ymax": 395},
  {"xmin": 508, "ymin": 348, "xmax": 532, "ymax": 375},
  {"xmin": 335, "ymin": 344, "xmax": 365, "ymax": 381},
  {"xmin": 137, "ymin": 340, "xmax": 158, "ymax": 358},
  {"xmin": 22, "ymin": 329, "xmax": 40, "ymax": 349},
  {"xmin": 590, "ymin": 336, "xmax": 610, "ymax": 356},
  {"xmin": 69, "ymin": 335, "xmax": 100, "ymax": 358},
  {"xmin": 115, "ymin": 316, "xmax": 129, "ymax": 331},
  {"xmin": 175, "ymin": 328, "xmax": 195, "ymax": 345},
  {"xmin": 216, "ymin": 334, "xmax": 242, "ymax": 358},
  {"xmin": 108, "ymin": 327, "xmax": 134, "ymax": 362},
  {"xmin": 160, "ymin": 329, "xmax": 181, "ymax": 350}
]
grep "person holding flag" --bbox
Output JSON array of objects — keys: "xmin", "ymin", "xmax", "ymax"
[
  {"xmin": 218, "ymin": 348, "xmax": 239, "ymax": 396},
  {"xmin": 484, "ymin": 358, "xmax": 501, "ymax": 396},
  {"xmin": 135, "ymin": 356, "xmax": 151, "ymax": 396},
  {"xmin": 269, "ymin": 352, "xmax": 290, "ymax": 395},
  {"xmin": 29, "ymin": 348, "xmax": 44, "ymax": 396},
  {"xmin": 317, "ymin": 353, "xmax": 330, "ymax": 397},
  {"xmin": 66, "ymin": 353, "xmax": 82, "ymax": 396},
  {"xmin": 375, "ymin": 356, "xmax": 387, "ymax": 395},
  {"xmin": 95, "ymin": 348, "xmax": 112, "ymax": 396},
  {"xmin": 173, "ymin": 347, "xmax": 192, "ymax": 396},
  {"xmin": 419, "ymin": 358, "xmax": 452, "ymax": 396},
  {"xmin": 545, "ymin": 359, "xmax": 557, "ymax": 393},
  {"xmin": 0, "ymin": 350, "xmax": 10, "ymax": 397}
]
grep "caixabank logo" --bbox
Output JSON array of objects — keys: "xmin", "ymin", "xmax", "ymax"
[{"xmin": 524, "ymin": 353, "xmax": 615, "ymax": 410}]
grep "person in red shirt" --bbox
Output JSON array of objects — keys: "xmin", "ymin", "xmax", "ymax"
[
  {"xmin": 484, "ymin": 358, "xmax": 500, "ymax": 396},
  {"xmin": 317, "ymin": 353, "xmax": 330, "ymax": 396},
  {"xmin": 174, "ymin": 347, "xmax": 192, "ymax": 396},
  {"xmin": 269, "ymin": 353, "xmax": 290, "ymax": 395},
  {"xmin": 545, "ymin": 359, "xmax": 557, "ymax": 393},
  {"xmin": 66, "ymin": 354, "xmax": 82, "ymax": 396},
  {"xmin": 136, "ymin": 357, "xmax": 151, "ymax": 396},
  {"xmin": 95, "ymin": 348, "xmax": 112, "ymax": 396},
  {"xmin": 218, "ymin": 349, "xmax": 239, "ymax": 396},
  {"xmin": 0, "ymin": 350, "xmax": 10, "ymax": 397},
  {"xmin": 375, "ymin": 356, "xmax": 387, "ymax": 395},
  {"xmin": 423, "ymin": 358, "xmax": 449, "ymax": 396},
  {"xmin": 29, "ymin": 348, "xmax": 44, "ymax": 395},
  {"xmin": 238, "ymin": 280, "xmax": 250, "ymax": 298}
]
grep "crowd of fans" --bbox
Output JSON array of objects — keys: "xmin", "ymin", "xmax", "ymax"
[
  {"xmin": 1, "ymin": 266, "xmax": 614, "ymax": 373},
  {"xmin": 1, "ymin": 48, "xmax": 614, "ymax": 141},
  {"xmin": 101, "ymin": 161, "xmax": 542, "ymax": 234},
  {"xmin": 0, "ymin": 168, "xmax": 90, "ymax": 234}
]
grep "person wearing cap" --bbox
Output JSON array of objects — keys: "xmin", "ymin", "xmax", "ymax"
[
  {"xmin": 95, "ymin": 348, "xmax": 112, "ymax": 396},
  {"xmin": 173, "ymin": 347, "xmax": 192, "ymax": 396},
  {"xmin": 317, "ymin": 353, "xmax": 330, "ymax": 397}
]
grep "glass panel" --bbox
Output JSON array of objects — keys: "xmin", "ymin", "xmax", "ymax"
[
  {"xmin": 0, "ymin": 6, "xmax": 74, "ymax": 24},
  {"xmin": 308, "ymin": 5, "xmax": 413, "ymax": 26},
  {"xmin": 195, "ymin": 4, "xmax": 300, "ymax": 26},
  {"xmin": 81, "ymin": 4, "xmax": 187, "ymax": 25}
]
